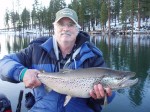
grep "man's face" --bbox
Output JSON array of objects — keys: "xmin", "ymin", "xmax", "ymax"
[{"xmin": 54, "ymin": 17, "xmax": 79, "ymax": 47}]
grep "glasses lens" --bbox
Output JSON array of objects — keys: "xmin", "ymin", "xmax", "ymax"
[{"xmin": 58, "ymin": 22, "xmax": 75, "ymax": 28}]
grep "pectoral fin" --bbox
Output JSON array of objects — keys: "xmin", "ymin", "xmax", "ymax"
[
  {"xmin": 64, "ymin": 95, "xmax": 72, "ymax": 106},
  {"xmin": 44, "ymin": 85, "xmax": 52, "ymax": 92},
  {"xmin": 103, "ymin": 89, "xmax": 108, "ymax": 106}
]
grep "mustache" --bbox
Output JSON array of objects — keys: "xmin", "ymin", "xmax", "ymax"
[{"xmin": 61, "ymin": 32, "xmax": 71, "ymax": 36}]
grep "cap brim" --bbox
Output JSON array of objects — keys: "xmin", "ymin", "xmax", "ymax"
[{"xmin": 54, "ymin": 16, "xmax": 81, "ymax": 29}]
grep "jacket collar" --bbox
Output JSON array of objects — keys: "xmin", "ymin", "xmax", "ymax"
[
  {"xmin": 75, "ymin": 31, "xmax": 90, "ymax": 49},
  {"xmin": 40, "ymin": 31, "xmax": 91, "ymax": 60},
  {"xmin": 40, "ymin": 37, "xmax": 53, "ymax": 53}
]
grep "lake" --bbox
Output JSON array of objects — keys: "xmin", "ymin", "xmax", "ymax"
[{"xmin": 0, "ymin": 33, "xmax": 150, "ymax": 112}]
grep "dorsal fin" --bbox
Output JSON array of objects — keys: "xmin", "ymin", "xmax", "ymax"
[{"xmin": 59, "ymin": 69, "xmax": 73, "ymax": 74}]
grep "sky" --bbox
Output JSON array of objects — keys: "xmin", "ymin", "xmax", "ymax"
[{"xmin": 0, "ymin": 0, "xmax": 71, "ymax": 29}]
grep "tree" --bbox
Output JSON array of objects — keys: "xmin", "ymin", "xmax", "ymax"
[
  {"xmin": 69, "ymin": 0, "xmax": 84, "ymax": 30},
  {"xmin": 21, "ymin": 8, "xmax": 30, "ymax": 30},
  {"xmin": 113, "ymin": 0, "xmax": 120, "ymax": 26},
  {"xmin": 32, "ymin": 0, "xmax": 41, "ymax": 30},
  {"xmin": 121, "ymin": 0, "xmax": 131, "ymax": 30},
  {"xmin": 48, "ymin": 0, "xmax": 66, "ymax": 32},
  {"xmin": 140, "ymin": 0, "xmax": 150, "ymax": 19},
  {"xmin": 4, "ymin": 9, "xmax": 10, "ymax": 30},
  {"xmin": 100, "ymin": 1, "xmax": 108, "ymax": 32},
  {"xmin": 107, "ymin": 0, "xmax": 111, "ymax": 36},
  {"xmin": 87, "ymin": 0, "xmax": 97, "ymax": 31},
  {"xmin": 3, "ymin": 0, "xmax": 150, "ymax": 34},
  {"xmin": 31, "ymin": 6, "xmax": 37, "ymax": 29},
  {"xmin": 130, "ymin": 0, "xmax": 137, "ymax": 36},
  {"xmin": 10, "ymin": 11, "xmax": 19, "ymax": 31},
  {"xmin": 42, "ymin": 7, "xmax": 48, "ymax": 29}
]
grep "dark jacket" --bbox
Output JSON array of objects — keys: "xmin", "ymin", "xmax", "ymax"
[{"xmin": 0, "ymin": 31, "xmax": 115, "ymax": 112}]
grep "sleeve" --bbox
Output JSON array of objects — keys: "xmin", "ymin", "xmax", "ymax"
[{"xmin": 0, "ymin": 45, "xmax": 33, "ymax": 83}]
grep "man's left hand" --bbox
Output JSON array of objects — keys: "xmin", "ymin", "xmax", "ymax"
[{"xmin": 90, "ymin": 84, "xmax": 112, "ymax": 99}]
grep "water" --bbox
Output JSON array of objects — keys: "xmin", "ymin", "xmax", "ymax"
[
  {"xmin": 91, "ymin": 34, "xmax": 150, "ymax": 112},
  {"xmin": 0, "ymin": 34, "xmax": 150, "ymax": 112}
]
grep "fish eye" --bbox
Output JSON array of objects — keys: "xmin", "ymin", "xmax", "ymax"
[{"xmin": 116, "ymin": 77, "xmax": 123, "ymax": 80}]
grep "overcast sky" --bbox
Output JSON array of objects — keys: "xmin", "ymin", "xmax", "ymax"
[{"xmin": 0, "ymin": 0, "xmax": 71, "ymax": 29}]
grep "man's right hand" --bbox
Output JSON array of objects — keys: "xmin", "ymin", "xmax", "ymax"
[{"xmin": 23, "ymin": 69, "xmax": 41, "ymax": 89}]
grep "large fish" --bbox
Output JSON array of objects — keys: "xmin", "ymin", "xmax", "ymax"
[{"xmin": 38, "ymin": 67, "xmax": 138, "ymax": 99}]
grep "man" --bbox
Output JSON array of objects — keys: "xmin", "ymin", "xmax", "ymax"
[{"xmin": 0, "ymin": 8, "xmax": 115, "ymax": 112}]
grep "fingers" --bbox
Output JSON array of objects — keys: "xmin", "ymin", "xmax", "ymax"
[
  {"xmin": 90, "ymin": 84, "xmax": 112, "ymax": 99},
  {"xmin": 23, "ymin": 69, "xmax": 41, "ymax": 89},
  {"xmin": 90, "ymin": 84, "xmax": 104, "ymax": 99},
  {"xmin": 105, "ymin": 87, "xmax": 112, "ymax": 96},
  {"xmin": 90, "ymin": 90, "xmax": 97, "ymax": 99},
  {"xmin": 28, "ymin": 74, "xmax": 41, "ymax": 88},
  {"xmin": 97, "ymin": 84, "xmax": 105, "ymax": 97}
]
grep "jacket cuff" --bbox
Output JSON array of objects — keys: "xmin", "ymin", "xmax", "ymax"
[{"xmin": 19, "ymin": 68, "xmax": 28, "ymax": 81}]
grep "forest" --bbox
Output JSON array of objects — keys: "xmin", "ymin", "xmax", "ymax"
[{"xmin": 4, "ymin": 0, "xmax": 150, "ymax": 34}]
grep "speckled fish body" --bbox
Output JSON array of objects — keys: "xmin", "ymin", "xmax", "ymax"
[{"xmin": 38, "ymin": 67, "xmax": 138, "ymax": 98}]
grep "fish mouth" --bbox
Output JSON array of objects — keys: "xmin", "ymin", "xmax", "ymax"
[
  {"xmin": 117, "ymin": 71, "xmax": 138, "ymax": 88},
  {"xmin": 124, "ymin": 71, "xmax": 136, "ymax": 78},
  {"xmin": 118, "ymin": 76, "xmax": 138, "ymax": 88}
]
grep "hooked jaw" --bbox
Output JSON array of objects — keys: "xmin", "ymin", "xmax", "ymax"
[
  {"xmin": 117, "ymin": 76, "xmax": 138, "ymax": 89},
  {"xmin": 110, "ymin": 72, "xmax": 138, "ymax": 90}
]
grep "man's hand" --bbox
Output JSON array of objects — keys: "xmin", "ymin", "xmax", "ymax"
[
  {"xmin": 90, "ymin": 84, "xmax": 112, "ymax": 99},
  {"xmin": 23, "ymin": 69, "xmax": 41, "ymax": 89}
]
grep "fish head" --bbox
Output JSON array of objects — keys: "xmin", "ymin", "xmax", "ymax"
[{"xmin": 101, "ymin": 71, "xmax": 138, "ymax": 90}]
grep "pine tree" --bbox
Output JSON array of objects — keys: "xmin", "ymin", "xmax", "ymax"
[{"xmin": 100, "ymin": 1, "xmax": 108, "ymax": 31}]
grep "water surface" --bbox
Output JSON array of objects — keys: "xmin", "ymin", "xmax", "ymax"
[{"xmin": 0, "ymin": 34, "xmax": 150, "ymax": 112}]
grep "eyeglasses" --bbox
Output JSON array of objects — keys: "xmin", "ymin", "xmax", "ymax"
[{"xmin": 56, "ymin": 22, "xmax": 76, "ymax": 28}]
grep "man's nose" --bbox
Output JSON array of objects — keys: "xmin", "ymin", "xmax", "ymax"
[{"xmin": 62, "ymin": 24, "xmax": 70, "ymax": 30}]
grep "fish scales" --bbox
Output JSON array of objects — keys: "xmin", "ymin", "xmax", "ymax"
[
  {"xmin": 38, "ymin": 75, "xmax": 100, "ymax": 98},
  {"xmin": 38, "ymin": 67, "xmax": 138, "ymax": 98}
]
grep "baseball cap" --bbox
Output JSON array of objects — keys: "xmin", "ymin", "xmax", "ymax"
[{"xmin": 54, "ymin": 8, "xmax": 81, "ymax": 28}]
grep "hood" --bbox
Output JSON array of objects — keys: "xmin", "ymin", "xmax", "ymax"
[{"xmin": 75, "ymin": 31, "xmax": 90, "ymax": 49}]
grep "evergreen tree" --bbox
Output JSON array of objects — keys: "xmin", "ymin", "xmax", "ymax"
[
  {"xmin": 10, "ymin": 11, "xmax": 19, "ymax": 31},
  {"xmin": 21, "ymin": 8, "xmax": 30, "ymax": 30},
  {"xmin": 121, "ymin": 0, "xmax": 131, "ymax": 29},
  {"xmin": 113, "ymin": 0, "xmax": 120, "ymax": 25},
  {"xmin": 3, "ymin": 0, "xmax": 150, "ymax": 33},
  {"xmin": 4, "ymin": 9, "xmax": 10, "ymax": 30},
  {"xmin": 42, "ymin": 7, "xmax": 48, "ymax": 29},
  {"xmin": 46, "ymin": 0, "xmax": 66, "ymax": 33},
  {"xmin": 31, "ymin": 7, "xmax": 37, "ymax": 29},
  {"xmin": 100, "ymin": 1, "xmax": 108, "ymax": 31},
  {"xmin": 140, "ymin": 0, "xmax": 150, "ymax": 18}
]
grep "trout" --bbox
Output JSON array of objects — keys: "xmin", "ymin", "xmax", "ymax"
[{"xmin": 38, "ymin": 67, "xmax": 138, "ymax": 105}]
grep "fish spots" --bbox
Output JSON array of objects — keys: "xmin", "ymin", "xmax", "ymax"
[
  {"xmin": 38, "ymin": 67, "xmax": 138, "ymax": 98},
  {"xmin": 116, "ymin": 77, "xmax": 123, "ymax": 80}
]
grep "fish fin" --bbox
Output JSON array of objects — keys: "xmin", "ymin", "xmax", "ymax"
[
  {"xmin": 44, "ymin": 85, "xmax": 52, "ymax": 92},
  {"xmin": 39, "ymin": 70, "xmax": 45, "ymax": 73},
  {"xmin": 103, "ymin": 89, "xmax": 108, "ymax": 106},
  {"xmin": 64, "ymin": 95, "xmax": 72, "ymax": 106},
  {"xmin": 60, "ymin": 69, "xmax": 73, "ymax": 74}
]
